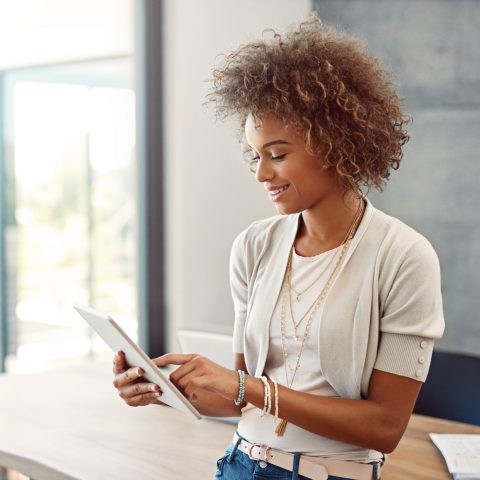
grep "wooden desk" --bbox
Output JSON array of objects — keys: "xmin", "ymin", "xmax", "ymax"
[
  {"xmin": 1, "ymin": 361, "xmax": 479, "ymax": 479},
  {"xmin": 382, "ymin": 414, "xmax": 480, "ymax": 479}
]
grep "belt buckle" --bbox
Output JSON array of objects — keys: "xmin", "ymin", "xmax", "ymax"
[{"xmin": 247, "ymin": 443, "xmax": 271, "ymax": 462}]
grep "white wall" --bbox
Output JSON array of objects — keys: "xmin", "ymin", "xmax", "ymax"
[
  {"xmin": 163, "ymin": 0, "xmax": 311, "ymax": 350},
  {"xmin": 0, "ymin": 0, "xmax": 133, "ymax": 69}
]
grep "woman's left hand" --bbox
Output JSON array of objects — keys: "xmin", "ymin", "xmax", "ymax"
[{"xmin": 153, "ymin": 354, "xmax": 239, "ymax": 403}]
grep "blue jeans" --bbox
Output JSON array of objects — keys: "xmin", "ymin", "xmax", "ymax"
[{"xmin": 213, "ymin": 434, "xmax": 381, "ymax": 480}]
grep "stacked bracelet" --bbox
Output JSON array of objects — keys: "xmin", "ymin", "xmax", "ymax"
[
  {"xmin": 234, "ymin": 370, "xmax": 246, "ymax": 406},
  {"xmin": 260, "ymin": 376, "xmax": 272, "ymax": 417}
]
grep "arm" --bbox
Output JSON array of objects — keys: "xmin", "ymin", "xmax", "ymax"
[
  {"xmin": 244, "ymin": 367, "xmax": 421, "ymax": 453},
  {"xmin": 159, "ymin": 353, "xmax": 422, "ymax": 454}
]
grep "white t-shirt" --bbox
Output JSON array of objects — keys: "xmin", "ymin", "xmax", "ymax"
[{"xmin": 237, "ymin": 245, "xmax": 384, "ymax": 462}]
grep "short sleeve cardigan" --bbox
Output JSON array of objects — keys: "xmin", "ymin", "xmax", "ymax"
[{"xmin": 230, "ymin": 197, "xmax": 445, "ymax": 400}]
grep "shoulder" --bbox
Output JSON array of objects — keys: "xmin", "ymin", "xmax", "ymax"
[
  {"xmin": 369, "ymin": 209, "xmax": 440, "ymax": 281},
  {"xmin": 369, "ymin": 205, "xmax": 440, "ymax": 268},
  {"xmin": 231, "ymin": 213, "xmax": 298, "ymax": 258}
]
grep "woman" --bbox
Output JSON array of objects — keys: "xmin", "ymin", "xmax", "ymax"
[{"xmin": 113, "ymin": 15, "xmax": 445, "ymax": 480}]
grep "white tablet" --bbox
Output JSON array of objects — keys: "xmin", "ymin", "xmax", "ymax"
[{"xmin": 73, "ymin": 303, "xmax": 202, "ymax": 420}]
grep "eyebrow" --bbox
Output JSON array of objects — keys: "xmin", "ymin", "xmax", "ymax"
[{"xmin": 260, "ymin": 140, "xmax": 293, "ymax": 149}]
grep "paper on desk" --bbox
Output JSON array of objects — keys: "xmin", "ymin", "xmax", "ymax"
[{"xmin": 430, "ymin": 433, "xmax": 480, "ymax": 478}]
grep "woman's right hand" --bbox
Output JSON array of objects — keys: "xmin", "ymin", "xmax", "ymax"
[{"xmin": 112, "ymin": 351, "xmax": 163, "ymax": 407}]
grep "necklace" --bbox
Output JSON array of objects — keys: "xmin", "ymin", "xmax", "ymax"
[
  {"xmin": 289, "ymin": 198, "xmax": 364, "ymax": 303},
  {"xmin": 274, "ymin": 197, "xmax": 365, "ymax": 436},
  {"xmin": 289, "ymin": 247, "xmax": 338, "ymax": 304},
  {"xmin": 288, "ymin": 199, "xmax": 364, "ymax": 340}
]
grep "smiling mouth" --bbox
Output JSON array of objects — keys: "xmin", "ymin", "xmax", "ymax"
[{"xmin": 269, "ymin": 184, "xmax": 290, "ymax": 198}]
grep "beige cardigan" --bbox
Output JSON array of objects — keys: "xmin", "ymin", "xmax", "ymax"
[{"xmin": 230, "ymin": 197, "xmax": 445, "ymax": 399}]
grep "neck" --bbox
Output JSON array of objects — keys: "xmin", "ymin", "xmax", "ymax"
[{"xmin": 296, "ymin": 189, "xmax": 365, "ymax": 256}]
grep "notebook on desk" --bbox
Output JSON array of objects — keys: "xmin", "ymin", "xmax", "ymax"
[{"xmin": 430, "ymin": 433, "xmax": 480, "ymax": 480}]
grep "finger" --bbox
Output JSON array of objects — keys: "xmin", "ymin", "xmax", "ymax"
[
  {"xmin": 112, "ymin": 351, "xmax": 127, "ymax": 374},
  {"xmin": 172, "ymin": 368, "xmax": 198, "ymax": 392},
  {"xmin": 119, "ymin": 382, "xmax": 162, "ymax": 400},
  {"xmin": 126, "ymin": 391, "xmax": 162, "ymax": 407},
  {"xmin": 169, "ymin": 358, "xmax": 199, "ymax": 384},
  {"xmin": 174, "ymin": 369, "xmax": 209, "ymax": 398},
  {"xmin": 153, "ymin": 353, "xmax": 199, "ymax": 367},
  {"xmin": 184, "ymin": 376, "xmax": 209, "ymax": 402},
  {"xmin": 113, "ymin": 366, "xmax": 144, "ymax": 389}
]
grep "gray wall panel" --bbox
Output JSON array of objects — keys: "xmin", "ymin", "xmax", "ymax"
[
  {"xmin": 315, "ymin": 0, "xmax": 480, "ymax": 355},
  {"xmin": 315, "ymin": 0, "xmax": 480, "ymax": 109},
  {"xmin": 369, "ymin": 110, "xmax": 480, "ymax": 224}
]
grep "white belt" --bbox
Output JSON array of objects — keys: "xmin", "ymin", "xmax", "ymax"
[{"xmin": 237, "ymin": 438, "xmax": 378, "ymax": 480}]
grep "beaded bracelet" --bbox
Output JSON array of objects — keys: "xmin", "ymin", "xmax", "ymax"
[
  {"xmin": 234, "ymin": 370, "xmax": 245, "ymax": 406},
  {"xmin": 272, "ymin": 379, "xmax": 279, "ymax": 424},
  {"xmin": 260, "ymin": 376, "xmax": 272, "ymax": 417}
]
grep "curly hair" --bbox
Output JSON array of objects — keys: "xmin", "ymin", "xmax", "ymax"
[{"xmin": 207, "ymin": 14, "xmax": 410, "ymax": 193}]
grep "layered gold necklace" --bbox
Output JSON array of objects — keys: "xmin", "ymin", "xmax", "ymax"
[
  {"xmin": 275, "ymin": 198, "xmax": 365, "ymax": 436},
  {"xmin": 287, "ymin": 210, "xmax": 360, "ymax": 341}
]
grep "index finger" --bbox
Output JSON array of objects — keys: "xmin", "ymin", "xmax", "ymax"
[{"xmin": 152, "ymin": 353, "xmax": 198, "ymax": 367}]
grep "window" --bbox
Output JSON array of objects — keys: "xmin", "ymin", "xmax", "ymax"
[{"xmin": 1, "ymin": 59, "xmax": 137, "ymax": 372}]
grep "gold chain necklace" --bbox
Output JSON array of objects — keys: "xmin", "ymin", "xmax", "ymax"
[
  {"xmin": 287, "ymin": 199, "xmax": 364, "ymax": 340},
  {"xmin": 289, "ymin": 198, "xmax": 363, "ymax": 303},
  {"xmin": 275, "ymin": 198, "xmax": 365, "ymax": 436},
  {"xmin": 283, "ymin": 227, "xmax": 355, "ymax": 373}
]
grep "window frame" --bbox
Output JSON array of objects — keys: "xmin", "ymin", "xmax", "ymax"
[{"xmin": 135, "ymin": 0, "xmax": 166, "ymax": 358}]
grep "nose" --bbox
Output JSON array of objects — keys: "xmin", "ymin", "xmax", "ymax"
[{"xmin": 255, "ymin": 158, "xmax": 274, "ymax": 183}]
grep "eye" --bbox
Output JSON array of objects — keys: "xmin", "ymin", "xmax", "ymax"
[
  {"xmin": 245, "ymin": 155, "xmax": 259, "ymax": 173},
  {"xmin": 243, "ymin": 152, "xmax": 287, "ymax": 174}
]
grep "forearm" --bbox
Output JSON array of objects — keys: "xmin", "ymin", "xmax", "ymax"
[{"xmin": 243, "ymin": 375, "xmax": 404, "ymax": 453}]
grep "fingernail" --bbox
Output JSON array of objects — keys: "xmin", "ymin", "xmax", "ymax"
[{"xmin": 137, "ymin": 368, "xmax": 143, "ymax": 376}]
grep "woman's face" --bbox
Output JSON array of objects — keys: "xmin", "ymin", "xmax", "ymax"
[{"xmin": 244, "ymin": 113, "xmax": 338, "ymax": 215}]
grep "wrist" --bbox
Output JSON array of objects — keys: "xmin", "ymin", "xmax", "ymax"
[
  {"xmin": 243, "ymin": 374, "xmax": 265, "ymax": 407},
  {"xmin": 233, "ymin": 370, "xmax": 246, "ymax": 405}
]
